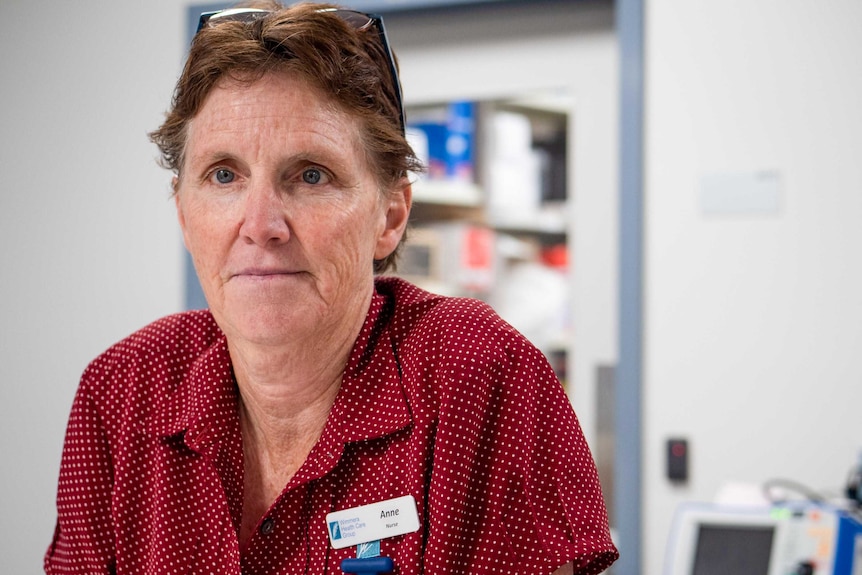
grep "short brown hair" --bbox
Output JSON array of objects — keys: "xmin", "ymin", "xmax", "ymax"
[{"xmin": 150, "ymin": 1, "xmax": 421, "ymax": 272}]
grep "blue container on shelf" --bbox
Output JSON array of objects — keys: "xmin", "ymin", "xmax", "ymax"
[
  {"xmin": 408, "ymin": 101, "xmax": 475, "ymax": 183},
  {"xmin": 444, "ymin": 101, "xmax": 475, "ymax": 182}
]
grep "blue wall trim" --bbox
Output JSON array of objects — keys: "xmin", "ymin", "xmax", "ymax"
[
  {"xmin": 616, "ymin": 0, "xmax": 644, "ymax": 573},
  {"xmin": 183, "ymin": 3, "xmax": 225, "ymax": 311}
]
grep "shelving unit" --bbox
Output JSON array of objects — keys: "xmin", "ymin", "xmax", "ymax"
[{"xmin": 393, "ymin": 95, "xmax": 572, "ymax": 377}]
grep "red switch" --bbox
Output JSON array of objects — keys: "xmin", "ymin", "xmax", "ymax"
[{"xmin": 667, "ymin": 438, "xmax": 689, "ymax": 482}]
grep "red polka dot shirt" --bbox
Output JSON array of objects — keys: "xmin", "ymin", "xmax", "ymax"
[{"xmin": 46, "ymin": 277, "xmax": 618, "ymax": 574}]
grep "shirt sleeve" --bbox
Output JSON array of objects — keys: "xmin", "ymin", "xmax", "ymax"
[
  {"xmin": 45, "ymin": 377, "xmax": 117, "ymax": 574},
  {"xmin": 422, "ymin": 301, "xmax": 618, "ymax": 575},
  {"xmin": 499, "ymin": 345, "xmax": 618, "ymax": 574}
]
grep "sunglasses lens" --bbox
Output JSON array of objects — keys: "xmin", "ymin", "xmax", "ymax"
[
  {"xmin": 329, "ymin": 10, "xmax": 374, "ymax": 30},
  {"xmin": 197, "ymin": 8, "xmax": 269, "ymax": 32}
]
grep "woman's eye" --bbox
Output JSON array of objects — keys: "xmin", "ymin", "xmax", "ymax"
[
  {"xmin": 302, "ymin": 168, "xmax": 323, "ymax": 185},
  {"xmin": 214, "ymin": 168, "xmax": 235, "ymax": 184}
]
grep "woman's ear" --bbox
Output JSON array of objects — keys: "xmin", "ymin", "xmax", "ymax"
[
  {"xmin": 173, "ymin": 176, "xmax": 191, "ymax": 251},
  {"xmin": 374, "ymin": 179, "xmax": 412, "ymax": 260}
]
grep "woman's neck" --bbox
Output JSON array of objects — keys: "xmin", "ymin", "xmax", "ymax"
[{"xmin": 228, "ymin": 315, "xmax": 357, "ymax": 443}]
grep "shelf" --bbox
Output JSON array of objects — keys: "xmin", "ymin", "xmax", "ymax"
[
  {"xmin": 487, "ymin": 204, "xmax": 569, "ymax": 236},
  {"xmin": 411, "ymin": 179, "xmax": 482, "ymax": 207},
  {"xmin": 403, "ymin": 95, "xmax": 571, "ymax": 362}
]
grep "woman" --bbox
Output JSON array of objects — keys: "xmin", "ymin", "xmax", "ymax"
[{"xmin": 45, "ymin": 3, "xmax": 618, "ymax": 574}]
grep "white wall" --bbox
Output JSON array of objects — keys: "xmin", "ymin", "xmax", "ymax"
[
  {"xmin": 0, "ymin": 1, "xmax": 618, "ymax": 573},
  {"xmin": 0, "ymin": 1, "xmax": 186, "ymax": 572},
  {"xmin": 644, "ymin": 1, "xmax": 862, "ymax": 573}
]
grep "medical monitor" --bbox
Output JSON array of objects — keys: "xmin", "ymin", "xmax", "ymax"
[
  {"xmin": 664, "ymin": 503, "xmax": 862, "ymax": 575},
  {"xmin": 690, "ymin": 522, "xmax": 774, "ymax": 575}
]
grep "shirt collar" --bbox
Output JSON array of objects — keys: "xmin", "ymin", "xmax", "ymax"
[
  {"xmin": 143, "ymin": 334, "xmax": 238, "ymax": 452},
  {"xmin": 290, "ymin": 287, "xmax": 411, "ymax": 484},
  {"xmin": 331, "ymin": 286, "xmax": 411, "ymax": 443}
]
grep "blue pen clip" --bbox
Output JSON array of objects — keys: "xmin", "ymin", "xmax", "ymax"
[{"xmin": 340, "ymin": 556, "xmax": 394, "ymax": 574}]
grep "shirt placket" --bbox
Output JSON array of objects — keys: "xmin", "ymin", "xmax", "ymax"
[{"xmin": 240, "ymin": 476, "xmax": 339, "ymax": 575}]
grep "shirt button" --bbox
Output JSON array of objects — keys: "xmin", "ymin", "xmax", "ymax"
[{"xmin": 259, "ymin": 518, "xmax": 275, "ymax": 536}]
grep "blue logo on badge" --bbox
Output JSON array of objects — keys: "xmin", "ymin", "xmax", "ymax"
[{"xmin": 329, "ymin": 521, "xmax": 342, "ymax": 540}]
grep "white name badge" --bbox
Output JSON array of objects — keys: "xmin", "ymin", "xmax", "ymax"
[{"xmin": 326, "ymin": 495, "xmax": 420, "ymax": 549}]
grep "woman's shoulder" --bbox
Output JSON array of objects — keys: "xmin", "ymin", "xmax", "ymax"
[
  {"xmin": 377, "ymin": 277, "xmax": 514, "ymax": 340},
  {"xmin": 375, "ymin": 276, "xmax": 538, "ymax": 370},
  {"xmin": 80, "ymin": 310, "xmax": 223, "ymax": 391},
  {"xmin": 374, "ymin": 279, "xmax": 562, "ymax": 423}
]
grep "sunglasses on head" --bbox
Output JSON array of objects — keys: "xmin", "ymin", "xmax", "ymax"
[{"xmin": 196, "ymin": 7, "xmax": 405, "ymax": 135}]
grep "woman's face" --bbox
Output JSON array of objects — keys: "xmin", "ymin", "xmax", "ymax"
[{"xmin": 175, "ymin": 71, "xmax": 410, "ymax": 348}]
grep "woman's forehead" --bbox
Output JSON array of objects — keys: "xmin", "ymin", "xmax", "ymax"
[{"xmin": 186, "ymin": 71, "xmax": 364, "ymax": 162}]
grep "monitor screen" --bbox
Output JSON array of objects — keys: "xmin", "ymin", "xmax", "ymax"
[{"xmin": 692, "ymin": 523, "xmax": 774, "ymax": 575}]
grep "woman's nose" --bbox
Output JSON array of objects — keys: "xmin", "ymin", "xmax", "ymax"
[{"xmin": 238, "ymin": 182, "xmax": 291, "ymax": 246}]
